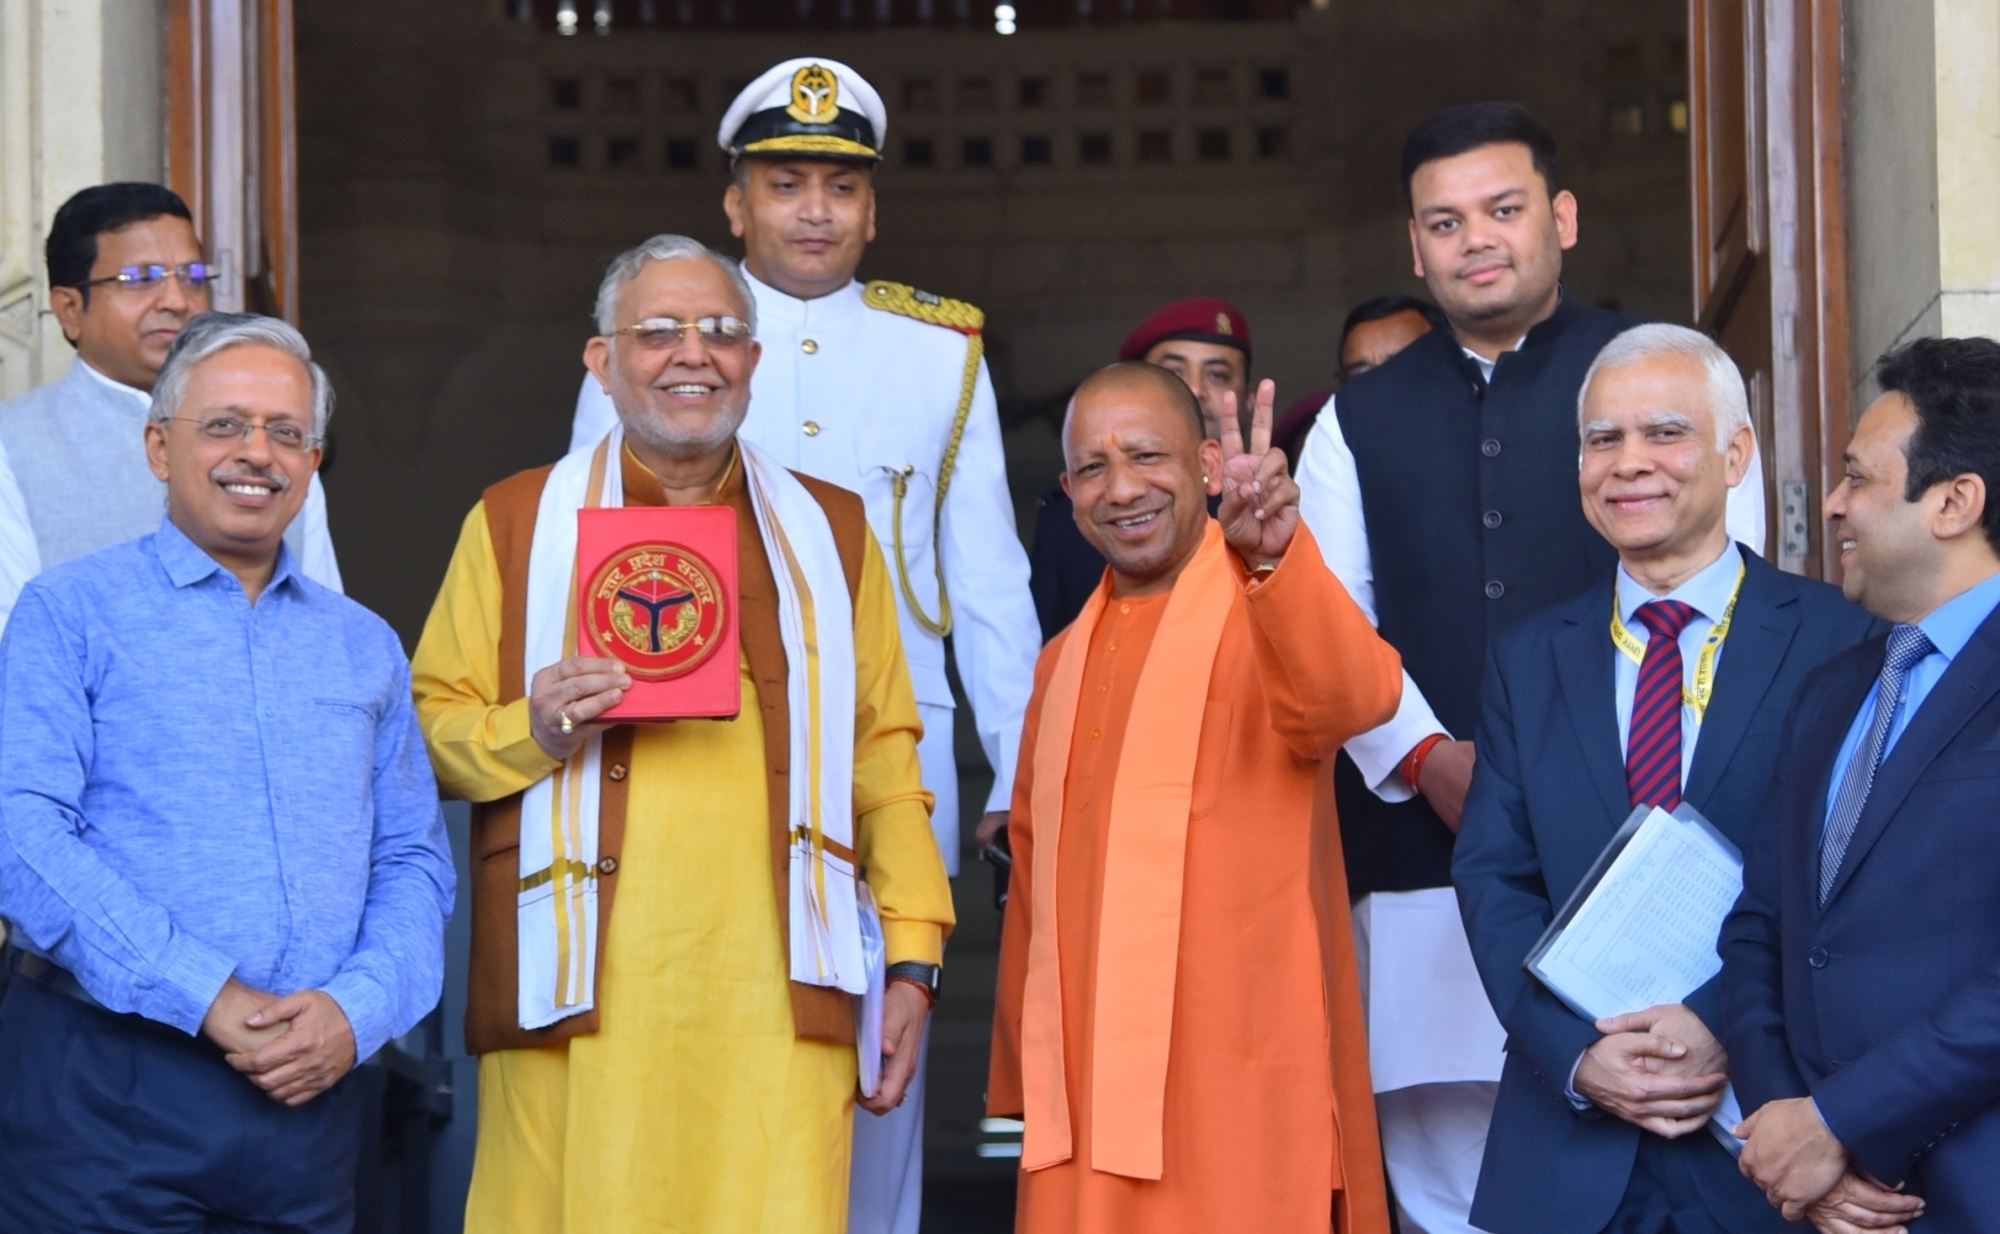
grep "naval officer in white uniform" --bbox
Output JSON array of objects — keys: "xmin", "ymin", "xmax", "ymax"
[{"xmin": 571, "ymin": 58, "xmax": 1041, "ymax": 1234}]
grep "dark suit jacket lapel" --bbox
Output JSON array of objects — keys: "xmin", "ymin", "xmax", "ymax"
[
  {"xmin": 1824, "ymin": 606, "xmax": 2000, "ymax": 907},
  {"xmin": 1791, "ymin": 649, "xmax": 1880, "ymax": 915},
  {"xmin": 1554, "ymin": 578, "xmax": 1631, "ymax": 822},
  {"xmin": 1685, "ymin": 548, "xmax": 1798, "ymax": 809}
]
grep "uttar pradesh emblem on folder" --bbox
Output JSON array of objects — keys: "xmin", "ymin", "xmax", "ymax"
[{"xmin": 576, "ymin": 506, "xmax": 740, "ymax": 721}]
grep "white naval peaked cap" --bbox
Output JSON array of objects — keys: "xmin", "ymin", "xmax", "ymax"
[{"xmin": 717, "ymin": 57, "xmax": 888, "ymax": 162}]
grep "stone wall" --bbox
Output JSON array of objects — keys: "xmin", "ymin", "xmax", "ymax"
[
  {"xmin": 0, "ymin": 0, "xmax": 165, "ymax": 401},
  {"xmin": 1843, "ymin": 0, "xmax": 2000, "ymax": 409}
]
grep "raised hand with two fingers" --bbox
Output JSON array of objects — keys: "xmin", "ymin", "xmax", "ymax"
[{"xmin": 1215, "ymin": 378, "xmax": 1301, "ymax": 569}]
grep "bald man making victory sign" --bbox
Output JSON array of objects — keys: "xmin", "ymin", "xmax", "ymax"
[{"xmin": 991, "ymin": 366, "xmax": 1400, "ymax": 1233}]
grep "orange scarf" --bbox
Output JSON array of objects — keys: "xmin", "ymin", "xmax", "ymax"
[{"xmin": 1020, "ymin": 520, "xmax": 1236, "ymax": 1181}]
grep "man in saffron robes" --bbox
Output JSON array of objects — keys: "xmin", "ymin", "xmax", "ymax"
[
  {"xmin": 989, "ymin": 362, "xmax": 1401, "ymax": 1232},
  {"xmin": 412, "ymin": 235, "xmax": 953, "ymax": 1233}
]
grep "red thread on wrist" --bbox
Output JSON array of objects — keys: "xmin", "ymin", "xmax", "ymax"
[
  {"xmin": 1402, "ymin": 734, "xmax": 1447, "ymax": 791},
  {"xmin": 887, "ymin": 975, "xmax": 937, "ymax": 1008}
]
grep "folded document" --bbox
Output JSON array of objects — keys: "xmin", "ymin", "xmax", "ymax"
[{"xmin": 1524, "ymin": 803, "xmax": 1747, "ymax": 1153}]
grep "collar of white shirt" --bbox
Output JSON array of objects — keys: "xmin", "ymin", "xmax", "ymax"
[
  {"xmin": 1614, "ymin": 541, "xmax": 1742, "ymax": 627},
  {"xmin": 76, "ymin": 358, "xmax": 151, "ymax": 409},
  {"xmin": 744, "ymin": 268, "xmax": 865, "ymax": 329},
  {"xmin": 1460, "ymin": 336, "xmax": 1529, "ymax": 383}
]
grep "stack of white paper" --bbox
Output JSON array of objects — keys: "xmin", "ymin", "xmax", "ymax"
[
  {"xmin": 1525, "ymin": 804, "xmax": 1747, "ymax": 1151},
  {"xmin": 855, "ymin": 882, "xmax": 886, "ymax": 1099}
]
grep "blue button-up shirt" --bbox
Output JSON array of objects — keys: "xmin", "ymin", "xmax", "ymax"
[
  {"xmin": 0, "ymin": 519, "xmax": 454, "ymax": 1060},
  {"xmin": 1822, "ymin": 569, "xmax": 2000, "ymax": 828}
]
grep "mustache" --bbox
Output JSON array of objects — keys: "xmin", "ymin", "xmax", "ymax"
[
  {"xmin": 650, "ymin": 375, "xmax": 728, "ymax": 393},
  {"xmin": 210, "ymin": 462, "xmax": 292, "ymax": 492},
  {"xmin": 1455, "ymin": 255, "xmax": 1514, "ymax": 279}
]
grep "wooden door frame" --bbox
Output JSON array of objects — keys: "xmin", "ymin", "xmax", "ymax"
[
  {"xmin": 1689, "ymin": 0, "xmax": 1849, "ymax": 580},
  {"xmin": 165, "ymin": 0, "xmax": 300, "ymax": 324}
]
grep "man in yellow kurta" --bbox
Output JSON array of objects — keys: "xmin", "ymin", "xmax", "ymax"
[
  {"xmin": 989, "ymin": 364, "xmax": 1400, "ymax": 1232},
  {"xmin": 411, "ymin": 234, "xmax": 954, "ymax": 1233}
]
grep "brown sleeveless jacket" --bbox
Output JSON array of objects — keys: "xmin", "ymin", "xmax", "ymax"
[{"xmin": 463, "ymin": 449, "xmax": 869, "ymax": 1055}]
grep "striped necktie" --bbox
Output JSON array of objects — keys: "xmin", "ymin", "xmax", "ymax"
[
  {"xmin": 1626, "ymin": 600, "xmax": 1698, "ymax": 810},
  {"xmin": 1819, "ymin": 623, "xmax": 1936, "ymax": 905}
]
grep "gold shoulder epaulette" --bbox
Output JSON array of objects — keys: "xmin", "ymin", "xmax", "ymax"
[{"xmin": 863, "ymin": 280, "xmax": 984, "ymax": 335}]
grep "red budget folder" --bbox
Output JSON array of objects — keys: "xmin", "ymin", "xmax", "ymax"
[{"xmin": 576, "ymin": 506, "xmax": 740, "ymax": 721}]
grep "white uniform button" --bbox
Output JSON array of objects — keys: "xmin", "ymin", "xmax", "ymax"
[
  {"xmin": 802, "ymin": 339, "xmax": 819, "ymax": 354},
  {"xmin": 803, "ymin": 420, "xmax": 821, "ymax": 436}
]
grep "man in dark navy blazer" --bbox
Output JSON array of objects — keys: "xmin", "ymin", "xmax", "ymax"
[
  {"xmin": 1722, "ymin": 337, "xmax": 2000, "ymax": 1234},
  {"xmin": 1454, "ymin": 324, "xmax": 1879, "ymax": 1234}
]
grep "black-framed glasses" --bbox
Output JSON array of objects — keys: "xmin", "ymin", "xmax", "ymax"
[
  {"xmin": 614, "ymin": 316, "xmax": 752, "ymax": 350},
  {"xmin": 172, "ymin": 415, "xmax": 320, "ymax": 454},
  {"xmin": 83, "ymin": 263, "xmax": 215, "ymax": 293}
]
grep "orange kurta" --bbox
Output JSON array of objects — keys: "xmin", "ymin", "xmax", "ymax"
[{"xmin": 989, "ymin": 525, "xmax": 1399, "ymax": 1234}]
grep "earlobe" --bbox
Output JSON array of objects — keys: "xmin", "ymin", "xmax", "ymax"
[
  {"xmin": 723, "ymin": 184, "xmax": 748, "ymax": 239},
  {"xmin": 143, "ymin": 424, "xmax": 172, "ymax": 483},
  {"xmin": 48, "ymin": 287, "xmax": 84, "ymax": 342},
  {"xmin": 1724, "ymin": 426, "xmax": 1755, "ymax": 487},
  {"xmin": 582, "ymin": 337, "xmax": 614, "ymax": 394},
  {"xmin": 1200, "ymin": 439, "xmax": 1225, "ymax": 495},
  {"xmin": 1554, "ymin": 190, "xmax": 1581, "ymax": 250},
  {"xmin": 1947, "ymin": 475, "xmax": 1990, "ymax": 538},
  {"xmin": 1407, "ymin": 218, "xmax": 1426, "ymax": 278}
]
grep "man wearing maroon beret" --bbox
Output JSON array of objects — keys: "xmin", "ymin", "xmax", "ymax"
[
  {"xmin": 1026, "ymin": 299, "xmax": 1250, "ymax": 645},
  {"xmin": 1118, "ymin": 297, "xmax": 1254, "ymax": 442}
]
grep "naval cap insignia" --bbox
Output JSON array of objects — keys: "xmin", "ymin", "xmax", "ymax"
[
  {"xmin": 584, "ymin": 543, "xmax": 728, "ymax": 680},
  {"xmin": 787, "ymin": 63, "xmax": 840, "ymax": 126}
]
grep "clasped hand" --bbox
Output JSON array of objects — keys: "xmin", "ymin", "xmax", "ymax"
[
  {"xmin": 203, "ymin": 976, "xmax": 357, "ymax": 1107},
  {"xmin": 1216, "ymin": 380, "xmax": 1300, "ymax": 570},
  {"xmin": 1574, "ymin": 1003, "xmax": 1727, "ymax": 1137},
  {"xmin": 1735, "ymin": 1097, "xmax": 1924, "ymax": 1233}
]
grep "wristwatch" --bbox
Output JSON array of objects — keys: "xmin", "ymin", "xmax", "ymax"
[{"xmin": 885, "ymin": 960, "xmax": 941, "ymax": 1006}]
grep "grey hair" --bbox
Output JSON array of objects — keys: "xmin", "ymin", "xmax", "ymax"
[
  {"xmin": 149, "ymin": 311, "xmax": 333, "ymax": 439},
  {"xmin": 593, "ymin": 235, "xmax": 757, "ymax": 337},
  {"xmin": 1577, "ymin": 322, "xmax": 1752, "ymax": 450}
]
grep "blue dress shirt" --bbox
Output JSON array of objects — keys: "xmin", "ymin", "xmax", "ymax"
[
  {"xmin": 1822, "ymin": 570, "xmax": 2000, "ymax": 828},
  {"xmin": 1614, "ymin": 543, "xmax": 1747, "ymax": 785},
  {"xmin": 0, "ymin": 519, "xmax": 454, "ymax": 1061}
]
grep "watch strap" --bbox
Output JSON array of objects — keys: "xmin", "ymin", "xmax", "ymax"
[{"xmin": 885, "ymin": 960, "xmax": 941, "ymax": 1004}]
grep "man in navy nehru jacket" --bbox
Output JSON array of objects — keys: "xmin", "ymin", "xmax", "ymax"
[{"xmin": 1295, "ymin": 102, "xmax": 1766, "ymax": 1234}]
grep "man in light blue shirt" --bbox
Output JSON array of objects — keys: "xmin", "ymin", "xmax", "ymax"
[{"xmin": 0, "ymin": 312, "xmax": 454, "ymax": 1232}]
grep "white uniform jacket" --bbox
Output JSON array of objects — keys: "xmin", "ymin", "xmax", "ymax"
[{"xmin": 573, "ymin": 272, "xmax": 1040, "ymax": 867}]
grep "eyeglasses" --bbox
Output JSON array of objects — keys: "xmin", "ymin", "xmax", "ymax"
[
  {"xmin": 613, "ymin": 316, "xmax": 752, "ymax": 350},
  {"xmin": 82, "ymin": 263, "xmax": 216, "ymax": 293},
  {"xmin": 173, "ymin": 415, "xmax": 321, "ymax": 454}
]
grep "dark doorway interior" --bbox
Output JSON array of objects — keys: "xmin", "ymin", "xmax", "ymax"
[{"xmin": 293, "ymin": 1, "xmax": 1696, "ymax": 1227}]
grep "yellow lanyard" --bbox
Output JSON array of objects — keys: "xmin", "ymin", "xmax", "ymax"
[{"xmin": 1610, "ymin": 559, "xmax": 1745, "ymax": 724}]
